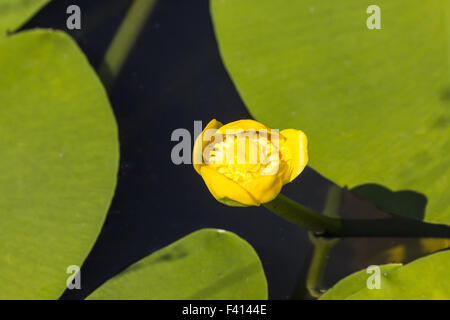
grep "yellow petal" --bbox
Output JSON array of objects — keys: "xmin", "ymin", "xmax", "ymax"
[
  {"xmin": 280, "ymin": 129, "xmax": 309, "ymax": 182},
  {"xmin": 200, "ymin": 166, "xmax": 259, "ymax": 206},
  {"xmin": 217, "ymin": 119, "xmax": 270, "ymax": 134},
  {"xmin": 193, "ymin": 119, "xmax": 223, "ymax": 174},
  {"xmin": 242, "ymin": 174, "xmax": 283, "ymax": 204}
]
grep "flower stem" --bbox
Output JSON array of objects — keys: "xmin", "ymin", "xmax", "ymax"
[
  {"xmin": 264, "ymin": 194, "xmax": 341, "ymax": 235},
  {"xmin": 264, "ymin": 193, "xmax": 450, "ymax": 238}
]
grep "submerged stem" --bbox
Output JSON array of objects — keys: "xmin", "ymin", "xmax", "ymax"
[
  {"xmin": 98, "ymin": 0, "xmax": 158, "ymax": 89},
  {"xmin": 306, "ymin": 235, "xmax": 338, "ymax": 298}
]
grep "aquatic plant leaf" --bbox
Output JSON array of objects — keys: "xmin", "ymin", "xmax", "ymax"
[
  {"xmin": 0, "ymin": 0, "xmax": 51, "ymax": 39},
  {"xmin": 320, "ymin": 264, "xmax": 401, "ymax": 300},
  {"xmin": 321, "ymin": 250, "xmax": 450, "ymax": 299},
  {"xmin": 211, "ymin": 0, "xmax": 450, "ymax": 224},
  {"xmin": 0, "ymin": 30, "xmax": 119, "ymax": 299},
  {"xmin": 87, "ymin": 229, "xmax": 268, "ymax": 300}
]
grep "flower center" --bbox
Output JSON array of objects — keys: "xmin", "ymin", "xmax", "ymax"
[{"xmin": 204, "ymin": 130, "xmax": 288, "ymax": 183}]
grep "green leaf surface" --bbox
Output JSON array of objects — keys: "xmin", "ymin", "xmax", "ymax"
[
  {"xmin": 0, "ymin": 30, "xmax": 119, "ymax": 299},
  {"xmin": 320, "ymin": 264, "xmax": 401, "ymax": 300},
  {"xmin": 321, "ymin": 250, "xmax": 450, "ymax": 300},
  {"xmin": 87, "ymin": 229, "xmax": 268, "ymax": 300},
  {"xmin": 211, "ymin": 0, "xmax": 450, "ymax": 224},
  {"xmin": 0, "ymin": 0, "xmax": 51, "ymax": 39}
]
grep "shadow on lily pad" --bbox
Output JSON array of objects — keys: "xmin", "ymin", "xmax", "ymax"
[{"xmin": 351, "ymin": 183, "xmax": 427, "ymax": 221}]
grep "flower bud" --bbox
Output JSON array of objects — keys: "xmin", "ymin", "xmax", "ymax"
[{"xmin": 193, "ymin": 119, "xmax": 308, "ymax": 206}]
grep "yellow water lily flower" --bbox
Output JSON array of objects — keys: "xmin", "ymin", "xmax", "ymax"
[{"xmin": 193, "ymin": 119, "xmax": 308, "ymax": 206}]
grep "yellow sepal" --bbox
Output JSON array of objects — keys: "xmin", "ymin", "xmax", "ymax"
[
  {"xmin": 193, "ymin": 119, "xmax": 223, "ymax": 174},
  {"xmin": 200, "ymin": 166, "xmax": 259, "ymax": 206},
  {"xmin": 280, "ymin": 129, "xmax": 309, "ymax": 182}
]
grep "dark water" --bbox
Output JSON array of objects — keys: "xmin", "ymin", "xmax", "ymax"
[{"xmin": 22, "ymin": 0, "xmax": 449, "ymax": 300}]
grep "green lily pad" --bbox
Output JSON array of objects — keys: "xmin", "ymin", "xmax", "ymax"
[
  {"xmin": 320, "ymin": 264, "xmax": 401, "ymax": 300},
  {"xmin": 321, "ymin": 250, "xmax": 450, "ymax": 299},
  {"xmin": 0, "ymin": 0, "xmax": 51, "ymax": 39},
  {"xmin": 0, "ymin": 30, "xmax": 119, "ymax": 299},
  {"xmin": 87, "ymin": 229, "xmax": 268, "ymax": 299},
  {"xmin": 211, "ymin": 0, "xmax": 450, "ymax": 224}
]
